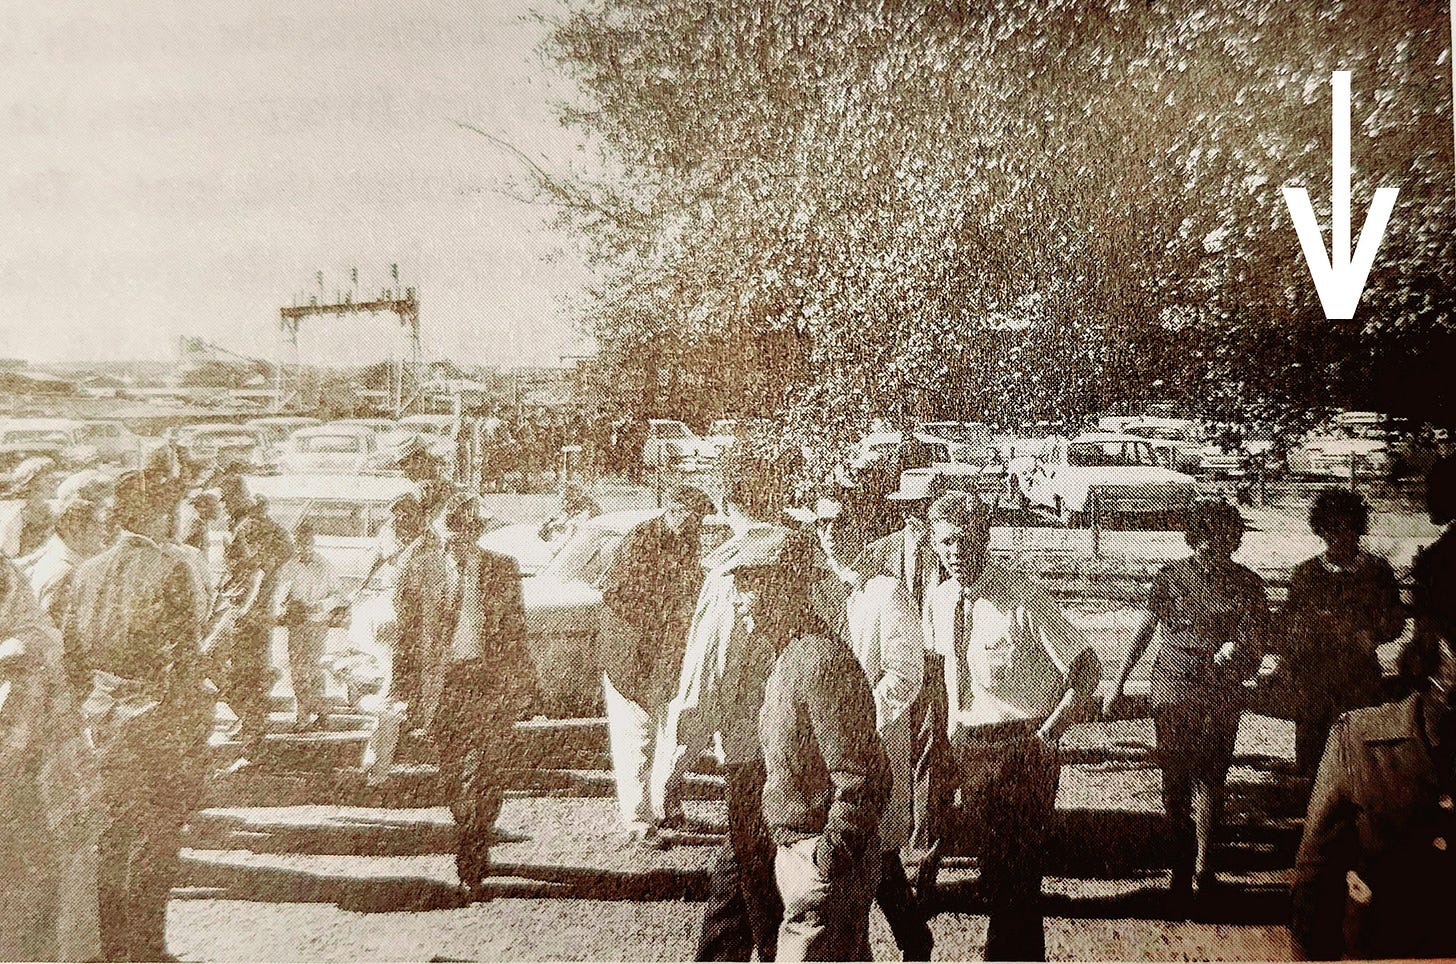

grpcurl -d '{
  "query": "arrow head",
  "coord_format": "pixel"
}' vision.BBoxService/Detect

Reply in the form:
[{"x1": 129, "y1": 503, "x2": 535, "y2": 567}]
[{"x1": 1284, "y1": 185, "x2": 1398, "y2": 320}]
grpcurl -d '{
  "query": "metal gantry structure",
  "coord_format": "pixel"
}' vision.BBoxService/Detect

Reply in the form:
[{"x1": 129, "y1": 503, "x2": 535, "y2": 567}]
[{"x1": 277, "y1": 287, "x2": 421, "y2": 417}]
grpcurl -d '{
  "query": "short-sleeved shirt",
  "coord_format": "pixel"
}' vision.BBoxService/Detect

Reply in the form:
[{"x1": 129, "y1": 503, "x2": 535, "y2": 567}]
[{"x1": 1146, "y1": 556, "x2": 1268, "y2": 710}]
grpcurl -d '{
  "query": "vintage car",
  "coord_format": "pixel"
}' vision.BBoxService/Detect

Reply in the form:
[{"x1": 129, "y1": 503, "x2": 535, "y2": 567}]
[
  {"x1": 395, "y1": 414, "x2": 459, "y2": 462},
  {"x1": 642, "y1": 418, "x2": 712, "y2": 468},
  {"x1": 1011, "y1": 433, "x2": 1198, "y2": 528},
  {"x1": 245, "y1": 416, "x2": 322, "y2": 453},
  {"x1": 0, "y1": 419, "x2": 100, "y2": 472},
  {"x1": 174, "y1": 422, "x2": 271, "y2": 472},
  {"x1": 1120, "y1": 417, "x2": 1206, "y2": 474},
  {"x1": 1287, "y1": 414, "x2": 1394, "y2": 479},
  {"x1": 277, "y1": 424, "x2": 391, "y2": 475}
]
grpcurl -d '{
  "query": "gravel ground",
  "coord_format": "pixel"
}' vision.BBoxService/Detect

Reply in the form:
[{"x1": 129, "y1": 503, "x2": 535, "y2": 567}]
[{"x1": 168, "y1": 717, "x2": 1305, "y2": 961}]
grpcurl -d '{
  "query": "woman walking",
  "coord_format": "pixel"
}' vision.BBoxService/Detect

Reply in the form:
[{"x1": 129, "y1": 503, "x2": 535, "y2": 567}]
[
  {"x1": 1104, "y1": 500, "x2": 1269, "y2": 910},
  {"x1": 1276, "y1": 488, "x2": 1405, "y2": 775}
]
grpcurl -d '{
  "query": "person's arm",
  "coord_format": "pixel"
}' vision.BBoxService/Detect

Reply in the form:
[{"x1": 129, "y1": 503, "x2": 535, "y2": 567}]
[
  {"x1": 1015, "y1": 585, "x2": 1102, "y2": 741},
  {"x1": 599, "y1": 525, "x2": 654, "y2": 626},
  {"x1": 1290, "y1": 716, "x2": 1360, "y2": 960},
  {"x1": 1103, "y1": 571, "x2": 1167, "y2": 717},
  {"x1": 803, "y1": 645, "x2": 892, "y2": 877},
  {"x1": 867, "y1": 579, "x2": 924, "y2": 732},
  {"x1": 156, "y1": 559, "x2": 207, "y2": 731}
]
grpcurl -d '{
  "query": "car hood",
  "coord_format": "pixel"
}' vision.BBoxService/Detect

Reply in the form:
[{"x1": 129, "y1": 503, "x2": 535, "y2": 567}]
[
  {"x1": 1302, "y1": 438, "x2": 1386, "y2": 455},
  {"x1": 522, "y1": 577, "x2": 602, "y2": 639}
]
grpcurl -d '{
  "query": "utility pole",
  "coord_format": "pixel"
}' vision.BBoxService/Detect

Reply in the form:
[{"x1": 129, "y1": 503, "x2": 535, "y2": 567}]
[{"x1": 279, "y1": 287, "x2": 421, "y2": 418}]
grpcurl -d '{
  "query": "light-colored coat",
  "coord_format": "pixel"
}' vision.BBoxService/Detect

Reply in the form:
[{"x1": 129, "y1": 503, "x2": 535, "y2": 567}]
[{"x1": 846, "y1": 574, "x2": 924, "y2": 850}]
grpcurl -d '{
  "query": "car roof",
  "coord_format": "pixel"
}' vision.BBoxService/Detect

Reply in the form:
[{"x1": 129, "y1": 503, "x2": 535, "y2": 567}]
[
  {"x1": 247, "y1": 416, "x2": 320, "y2": 426},
  {"x1": 399, "y1": 414, "x2": 454, "y2": 425},
  {"x1": 243, "y1": 473, "x2": 418, "y2": 503},
  {"x1": 1069, "y1": 433, "x2": 1153, "y2": 444},
  {"x1": 182, "y1": 422, "x2": 258, "y2": 433}
]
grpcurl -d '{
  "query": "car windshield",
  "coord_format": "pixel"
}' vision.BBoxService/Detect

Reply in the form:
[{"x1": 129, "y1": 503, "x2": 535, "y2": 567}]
[
  {"x1": 1068, "y1": 441, "x2": 1159, "y2": 467},
  {"x1": 3, "y1": 430, "x2": 70, "y2": 445},
  {"x1": 267, "y1": 498, "x2": 389, "y2": 538},
  {"x1": 298, "y1": 435, "x2": 362, "y2": 454},
  {"x1": 193, "y1": 430, "x2": 255, "y2": 446},
  {"x1": 545, "y1": 527, "x2": 627, "y2": 586}
]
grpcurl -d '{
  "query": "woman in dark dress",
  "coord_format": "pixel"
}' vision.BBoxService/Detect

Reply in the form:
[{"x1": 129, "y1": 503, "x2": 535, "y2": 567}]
[
  {"x1": 1278, "y1": 488, "x2": 1406, "y2": 775},
  {"x1": 1105, "y1": 500, "x2": 1270, "y2": 907}
]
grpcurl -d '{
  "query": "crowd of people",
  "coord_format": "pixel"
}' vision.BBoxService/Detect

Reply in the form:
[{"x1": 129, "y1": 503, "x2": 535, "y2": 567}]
[
  {"x1": 452, "y1": 405, "x2": 651, "y2": 491},
  {"x1": 3, "y1": 422, "x2": 1456, "y2": 961}
]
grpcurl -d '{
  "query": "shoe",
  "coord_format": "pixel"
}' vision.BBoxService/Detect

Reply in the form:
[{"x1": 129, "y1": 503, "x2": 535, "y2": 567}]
[
  {"x1": 1166, "y1": 873, "x2": 1193, "y2": 920},
  {"x1": 657, "y1": 811, "x2": 688, "y2": 832},
  {"x1": 900, "y1": 932, "x2": 933, "y2": 962},
  {"x1": 627, "y1": 825, "x2": 671, "y2": 851}
]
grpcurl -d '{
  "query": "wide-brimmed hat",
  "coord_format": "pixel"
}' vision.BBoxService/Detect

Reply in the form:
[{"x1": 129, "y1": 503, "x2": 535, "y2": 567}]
[{"x1": 53, "y1": 469, "x2": 114, "y2": 518}]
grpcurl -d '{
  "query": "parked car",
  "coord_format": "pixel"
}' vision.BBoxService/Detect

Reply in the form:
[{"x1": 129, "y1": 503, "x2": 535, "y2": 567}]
[
  {"x1": 277, "y1": 424, "x2": 389, "y2": 475},
  {"x1": 1121, "y1": 417, "x2": 1206, "y2": 474},
  {"x1": 174, "y1": 423, "x2": 271, "y2": 472},
  {"x1": 1287, "y1": 414, "x2": 1400, "y2": 479},
  {"x1": 0, "y1": 419, "x2": 99, "y2": 472},
  {"x1": 642, "y1": 419, "x2": 711, "y2": 468},
  {"x1": 75, "y1": 421, "x2": 144, "y2": 467},
  {"x1": 245, "y1": 416, "x2": 322, "y2": 454},
  {"x1": 1198, "y1": 425, "x2": 1278, "y2": 478},
  {"x1": 396, "y1": 414, "x2": 459, "y2": 461},
  {"x1": 701, "y1": 419, "x2": 739, "y2": 458},
  {"x1": 1011, "y1": 433, "x2": 1199, "y2": 528}
]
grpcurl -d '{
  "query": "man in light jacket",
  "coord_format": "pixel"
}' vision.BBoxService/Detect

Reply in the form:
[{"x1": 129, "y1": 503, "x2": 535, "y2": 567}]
[
  {"x1": 274, "y1": 519, "x2": 348, "y2": 731},
  {"x1": 846, "y1": 571, "x2": 932, "y2": 960}
]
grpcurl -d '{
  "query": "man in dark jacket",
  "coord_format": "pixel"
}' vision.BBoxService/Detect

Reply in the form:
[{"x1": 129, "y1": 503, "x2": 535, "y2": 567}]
[
  {"x1": 1291, "y1": 641, "x2": 1456, "y2": 959},
  {"x1": 750, "y1": 528, "x2": 891, "y2": 962},
  {"x1": 434, "y1": 495, "x2": 541, "y2": 903},
  {"x1": 63, "y1": 466, "x2": 208, "y2": 962},
  {"x1": 215, "y1": 471, "x2": 292, "y2": 756},
  {"x1": 598, "y1": 484, "x2": 715, "y2": 843}
]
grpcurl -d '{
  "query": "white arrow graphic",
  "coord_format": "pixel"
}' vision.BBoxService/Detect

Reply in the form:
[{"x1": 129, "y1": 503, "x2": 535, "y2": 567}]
[{"x1": 1282, "y1": 71, "x2": 1399, "y2": 320}]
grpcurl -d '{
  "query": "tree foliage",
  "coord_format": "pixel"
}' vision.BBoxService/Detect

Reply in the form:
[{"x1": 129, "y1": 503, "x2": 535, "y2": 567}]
[{"x1": 534, "y1": 0, "x2": 1454, "y2": 470}]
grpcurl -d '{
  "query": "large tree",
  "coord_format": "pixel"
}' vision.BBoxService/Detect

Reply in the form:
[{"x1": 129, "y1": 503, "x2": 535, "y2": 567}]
[{"x1": 532, "y1": 0, "x2": 1454, "y2": 470}]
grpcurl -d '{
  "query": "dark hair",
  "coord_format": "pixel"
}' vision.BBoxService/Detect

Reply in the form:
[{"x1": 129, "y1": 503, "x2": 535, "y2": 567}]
[
  {"x1": 926, "y1": 490, "x2": 992, "y2": 533},
  {"x1": 1308, "y1": 487, "x2": 1370, "y2": 539},
  {"x1": 1184, "y1": 498, "x2": 1245, "y2": 548},
  {"x1": 721, "y1": 443, "x2": 799, "y2": 523},
  {"x1": 112, "y1": 469, "x2": 184, "y2": 533},
  {"x1": 667, "y1": 485, "x2": 716, "y2": 518}
]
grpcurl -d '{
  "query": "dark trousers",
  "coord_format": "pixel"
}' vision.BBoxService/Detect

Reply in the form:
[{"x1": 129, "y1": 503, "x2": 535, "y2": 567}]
[
  {"x1": 433, "y1": 661, "x2": 509, "y2": 886},
  {"x1": 695, "y1": 759, "x2": 782, "y2": 961},
  {"x1": 876, "y1": 851, "x2": 933, "y2": 959},
  {"x1": 218, "y1": 625, "x2": 273, "y2": 739},
  {"x1": 909, "y1": 652, "x2": 952, "y2": 893},
  {"x1": 947, "y1": 733, "x2": 1060, "y2": 962},
  {"x1": 96, "y1": 744, "x2": 201, "y2": 963},
  {"x1": 1154, "y1": 702, "x2": 1240, "y2": 886}
]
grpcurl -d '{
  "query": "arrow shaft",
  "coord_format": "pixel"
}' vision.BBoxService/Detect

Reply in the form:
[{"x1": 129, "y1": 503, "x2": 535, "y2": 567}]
[{"x1": 1332, "y1": 70, "x2": 1351, "y2": 264}]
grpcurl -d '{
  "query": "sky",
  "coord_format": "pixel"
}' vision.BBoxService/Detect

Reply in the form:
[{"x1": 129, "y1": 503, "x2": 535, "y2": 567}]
[{"x1": 1, "y1": 0, "x2": 597, "y2": 369}]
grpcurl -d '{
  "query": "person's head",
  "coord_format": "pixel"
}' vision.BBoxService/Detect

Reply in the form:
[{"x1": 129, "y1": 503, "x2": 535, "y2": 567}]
[
  {"x1": 927, "y1": 491, "x2": 992, "y2": 585},
  {"x1": 215, "y1": 472, "x2": 252, "y2": 523},
  {"x1": 724, "y1": 528, "x2": 821, "y2": 633},
  {"x1": 443, "y1": 494, "x2": 488, "y2": 547},
  {"x1": 1308, "y1": 487, "x2": 1370, "y2": 563},
  {"x1": 389, "y1": 494, "x2": 424, "y2": 542},
  {"x1": 54, "y1": 490, "x2": 112, "y2": 558},
  {"x1": 396, "y1": 437, "x2": 440, "y2": 483},
  {"x1": 112, "y1": 468, "x2": 186, "y2": 541},
  {"x1": 664, "y1": 485, "x2": 715, "y2": 539},
  {"x1": 293, "y1": 520, "x2": 316, "y2": 560},
  {"x1": 190, "y1": 490, "x2": 221, "y2": 522},
  {"x1": 1184, "y1": 498, "x2": 1245, "y2": 561},
  {"x1": 1427, "y1": 455, "x2": 1456, "y2": 528}
]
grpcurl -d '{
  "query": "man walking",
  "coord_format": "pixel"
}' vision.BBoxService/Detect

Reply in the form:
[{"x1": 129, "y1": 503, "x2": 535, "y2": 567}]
[
  {"x1": 274, "y1": 519, "x2": 348, "y2": 731},
  {"x1": 433, "y1": 495, "x2": 541, "y2": 902},
  {"x1": 752, "y1": 529, "x2": 891, "y2": 962},
  {"x1": 63, "y1": 465, "x2": 209, "y2": 962},
  {"x1": 920, "y1": 491, "x2": 1100, "y2": 961},
  {"x1": 18, "y1": 469, "x2": 114, "y2": 630},
  {"x1": 215, "y1": 472, "x2": 292, "y2": 756},
  {"x1": 598, "y1": 484, "x2": 715, "y2": 844},
  {"x1": 850, "y1": 472, "x2": 951, "y2": 900}
]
